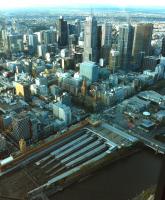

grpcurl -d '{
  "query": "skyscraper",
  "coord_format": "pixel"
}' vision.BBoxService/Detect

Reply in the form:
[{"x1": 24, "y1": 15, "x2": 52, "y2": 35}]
[
  {"x1": 28, "y1": 34, "x2": 38, "y2": 55},
  {"x1": 109, "y1": 49, "x2": 120, "y2": 72},
  {"x1": 161, "y1": 37, "x2": 165, "y2": 57},
  {"x1": 117, "y1": 24, "x2": 134, "y2": 69},
  {"x1": 97, "y1": 25, "x2": 102, "y2": 62},
  {"x1": 42, "y1": 30, "x2": 57, "y2": 45},
  {"x1": 101, "y1": 22, "x2": 112, "y2": 64},
  {"x1": 132, "y1": 23, "x2": 153, "y2": 63},
  {"x1": 75, "y1": 19, "x2": 81, "y2": 37},
  {"x1": 83, "y1": 16, "x2": 98, "y2": 62},
  {"x1": 57, "y1": 16, "x2": 68, "y2": 49},
  {"x1": 7, "y1": 34, "x2": 24, "y2": 54},
  {"x1": 37, "y1": 44, "x2": 47, "y2": 58},
  {"x1": 101, "y1": 22, "x2": 112, "y2": 48}
]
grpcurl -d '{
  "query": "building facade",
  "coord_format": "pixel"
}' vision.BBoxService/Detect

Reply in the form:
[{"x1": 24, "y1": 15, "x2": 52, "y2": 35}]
[
  {"x1": 80, "y1": 61, "x2": 99, "y2": 82},
  {"x1": 132, "y1": 23, "x2": 153, "y2": 64},
  {"x1": 57, "y1": 16, "x2": 68, "y2": 49},
  {"x1": 117, "y1": 24, "x2": 134, "y2": 69},
  {"x1": 83, "y1": 16, "x2": 98, "y2": 62}
]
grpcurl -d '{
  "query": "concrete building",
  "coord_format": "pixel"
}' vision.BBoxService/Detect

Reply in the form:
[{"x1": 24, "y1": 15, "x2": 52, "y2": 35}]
[
  {"x1": 42, "y1": 30, "x2": 57, "y2": 45},
  {"x1": 50, "y1": 85, "x2": 62, "y2": 97},
  {"x1": 7, "y1": 34, "x2": 24, "y2": 54},
  {"x1": 109, "y1": 50, "x2": 120, "y2": 72},
  {"x1": 80, "y1": 61, "x2": 99, "y2": 82},
  {"x1": 35, "y1": 32, "x2": 42, "y2": 44},
  {"x1": 101, "y1": 22, "x2": 112, "y2": 48},
  {"x1": 28, "y1": 34, "x2": 38, "y2": 54},
  {"x1": 12, "y1": 112, "x2": 31, "y2": 141},
  {"x1": 143, "y1": 56, "x2": 160, "y2": 70},
  {"x1": 138, "y1": 90, "x2": 164, "y2": 104},
  {"x1": 83, "y1": 16, "x2": 98, "y2": 62},
  {"x1": 15, "y1": 82, "x2": 31, "y2": 102},
  {"x1": 121, "y1": 96, "x2": 150, "y2": 113},
  {"x1": 53, "y1": 103, "x2": 72, "y2": 125},
  {"x1": 75, "y1": 19, "x2": 81, "y2": 37},
  {"x1": 101, "y1": 22, "x2": 112, "y2": 64},
  {"x1": 37, "y1": 44, "x2": 47, "y2": 58},
  {"x1": 132, "y1": 23, "x2": 153, "y2": 65},
  {"x1": 117, "y1": 24, "x2": 134, "y2": 69},
  {"x1": 35, "y1": 76, "x2": 48, "y2": 86}
]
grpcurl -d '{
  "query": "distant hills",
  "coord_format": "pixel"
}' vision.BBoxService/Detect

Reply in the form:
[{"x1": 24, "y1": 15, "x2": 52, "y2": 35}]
[{"x1": 1, "y1": 5, "x2": 165, "y2": 15}]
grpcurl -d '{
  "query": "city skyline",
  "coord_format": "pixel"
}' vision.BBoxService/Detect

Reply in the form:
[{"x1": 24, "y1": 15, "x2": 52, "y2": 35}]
[{"x1": 0, "y1": 2, "x2": 165, "y2": 200}]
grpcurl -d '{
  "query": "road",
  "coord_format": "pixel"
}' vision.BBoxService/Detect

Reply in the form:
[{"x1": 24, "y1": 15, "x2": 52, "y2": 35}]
[{"x1": 109, "y1": 123, "x2": 165, "y2": 154}]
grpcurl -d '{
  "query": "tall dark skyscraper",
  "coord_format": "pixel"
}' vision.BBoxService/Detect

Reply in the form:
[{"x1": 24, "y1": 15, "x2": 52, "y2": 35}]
[
  {"x1": 132, "y1": 23, "x2": 153, "y2": 62},
  {"x1": 97, "y1": 25, "x2": 102, "y2": 62},
  {"x1": 117, "y1": 24, "x2": 134, "y2": 69},
  {"x1": 101, "y1": 22, "x2": 112, "y2": 64},
  {"x1": 161, "y1": 37, "x2": 165, "y2": 57},
  {"x1": 83, "y1": 16, "x2": 98, "y2": 62},
  {"x1": 75, "y1": 19, "x2": 81, "y2": 37},
  {"x1": 57, "y1": 16, "x2": 68, "y2": 49}
]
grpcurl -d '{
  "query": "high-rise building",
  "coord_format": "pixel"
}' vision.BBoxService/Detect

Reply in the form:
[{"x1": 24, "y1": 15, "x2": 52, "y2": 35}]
[
  {"x1": 0, "y1": 28, "x2": 4, "y2": 50},
  {"x1": 132, "y1": 23, "x2": 153, "y2": 63},
  {"x1": 68, "y1": 24, "x2": 76, "y2": 35},
  {"x1": 57, "y1": 16, "x2": 68, "y2": 48},
  {"x1": 80, "y1": 61, "x2": 99, "y2": 82},
  {"x1": 68, "y1": 34, "x2": 78, "y2": 54},
  {"x1": 35, "y1": 32, "x2": 42, "y2": 44},
  {"x1": 28, "y1": 34, "x2": 38, "y2": 54},
  {"x1": 1, "y1": 29, "x2": 8, "y2": 52},
  {"x1": 136, "y1": 51, "x2": 145, "y2": 70},
  {"x1": 83, "y1": 16, "x2": 98, "y2": 62},
  {"x1": 42, "y1": 30, "x2": 57, "y2": 45},
  {"x1": 109, "y1": 49, "x2": 120, "y2": 72},
  {"x1": 117, "y1": 24, "x2": 134, "y2": 69},
  {"x1": 0, "y1": 18, "x2": 5, "y2": 50},
  {"x1": 7, "y1": 34, "x2": 24, "y2": 54},
  {"x1": 161, "y1": 37, "x2": 165, "y2": 57},
  {"x1": 37, "y1": 44, "x2": 47, "y2": 58},
  {"x1": 42, "y1": 31, "x2": 51, "y2": 45},
  {"x1": 75, "y1": 19, "x2": 81, "y2": 37},
  {"x1": 101, "y1": 22, "x2": 112, "y2": 64},
  {"x1": 12, "y1": 113, "x2": 31, "y2": 141},
  {"x1": 97, "y1": 25, "x2": 102, "y2": 62},
  {"x1": 101, "y1": 22, "x2": 112, "y2": 48}
]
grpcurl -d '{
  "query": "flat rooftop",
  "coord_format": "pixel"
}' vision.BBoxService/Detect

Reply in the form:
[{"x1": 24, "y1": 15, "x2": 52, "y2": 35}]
[{"x1": 89, "y1": 123, "x2": 138, "y2": 148}]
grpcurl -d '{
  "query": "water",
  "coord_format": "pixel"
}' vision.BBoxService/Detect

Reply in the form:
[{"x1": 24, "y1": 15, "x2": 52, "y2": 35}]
[{"x1": 50, "y1": 149, "x2": 162, "y2": 200}]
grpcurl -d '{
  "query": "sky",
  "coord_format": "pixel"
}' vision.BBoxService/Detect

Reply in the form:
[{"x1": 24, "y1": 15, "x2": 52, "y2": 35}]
[{"x1": 0, "y1": 0, "x2": 165, "y2": 9}]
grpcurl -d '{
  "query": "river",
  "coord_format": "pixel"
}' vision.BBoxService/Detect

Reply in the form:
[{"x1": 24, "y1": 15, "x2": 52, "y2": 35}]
[{"x1": 50, "y1": 148, "x2": 162, "y2": 200}]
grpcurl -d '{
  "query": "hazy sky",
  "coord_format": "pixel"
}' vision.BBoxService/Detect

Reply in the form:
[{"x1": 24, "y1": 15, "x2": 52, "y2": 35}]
[{"x1": 1, "y1": 0, "x2": 165, "y2": 9}]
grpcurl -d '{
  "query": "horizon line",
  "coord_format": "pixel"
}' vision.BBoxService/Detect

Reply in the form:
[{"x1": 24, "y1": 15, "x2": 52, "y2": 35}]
[{"x1": 1, "y1": 4, "x2": 165, "y2": 11}]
